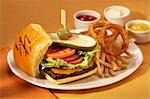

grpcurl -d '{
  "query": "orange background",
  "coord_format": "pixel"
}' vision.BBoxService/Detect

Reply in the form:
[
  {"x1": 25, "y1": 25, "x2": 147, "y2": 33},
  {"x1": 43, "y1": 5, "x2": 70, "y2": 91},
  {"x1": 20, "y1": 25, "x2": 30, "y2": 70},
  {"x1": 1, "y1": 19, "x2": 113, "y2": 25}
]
[
  {"x1": 0, "y1": 0, "x2": 150, "y2": 99},
  {"x1": 1, "y1": 0, "x2": 150, "y2": 48}
]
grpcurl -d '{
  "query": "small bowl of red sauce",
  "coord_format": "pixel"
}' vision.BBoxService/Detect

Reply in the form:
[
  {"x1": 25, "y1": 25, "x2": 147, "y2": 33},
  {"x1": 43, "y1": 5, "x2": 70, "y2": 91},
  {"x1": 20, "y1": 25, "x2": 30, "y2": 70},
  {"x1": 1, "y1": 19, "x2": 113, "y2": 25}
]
[{"x1": 74, "y1": 10, "x2": 101, "y2": 29}]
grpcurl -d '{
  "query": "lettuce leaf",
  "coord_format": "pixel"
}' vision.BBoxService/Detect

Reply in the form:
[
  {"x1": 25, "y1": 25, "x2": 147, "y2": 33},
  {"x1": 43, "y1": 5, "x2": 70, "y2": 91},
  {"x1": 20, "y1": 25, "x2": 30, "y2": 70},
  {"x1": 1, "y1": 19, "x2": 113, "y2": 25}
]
[{"x1": 41, "y1": 45, "x2": 100, "y2": 70}]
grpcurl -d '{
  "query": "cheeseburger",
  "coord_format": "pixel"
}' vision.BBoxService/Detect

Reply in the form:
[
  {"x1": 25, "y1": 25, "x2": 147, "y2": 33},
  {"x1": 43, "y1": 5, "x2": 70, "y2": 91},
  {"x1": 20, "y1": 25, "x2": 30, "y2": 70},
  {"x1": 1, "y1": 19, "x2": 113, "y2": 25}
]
[{"x1": 13, "y1": 23, "x2": 98, "y2": 84}]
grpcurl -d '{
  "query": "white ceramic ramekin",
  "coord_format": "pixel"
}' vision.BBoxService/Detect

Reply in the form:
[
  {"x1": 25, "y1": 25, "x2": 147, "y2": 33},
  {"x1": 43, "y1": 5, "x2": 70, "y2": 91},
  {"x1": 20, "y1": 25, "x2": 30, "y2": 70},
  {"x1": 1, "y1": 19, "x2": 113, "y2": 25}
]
[
  {"x1": 104, "y1": 5, "x2": 130, "y2": 26},
  {"x1": 125, "y1": 19, "x2": 150, "y2": 43},
  {"x1": 74, "y1": 10, "x2": 101, "y2": 29}
]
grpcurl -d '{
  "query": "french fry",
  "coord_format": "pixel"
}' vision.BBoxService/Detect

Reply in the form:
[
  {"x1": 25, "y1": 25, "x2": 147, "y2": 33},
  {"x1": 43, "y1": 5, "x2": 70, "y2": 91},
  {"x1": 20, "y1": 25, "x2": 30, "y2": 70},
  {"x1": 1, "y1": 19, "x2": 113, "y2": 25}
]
[
  {"x1": 116, "y1": 59, "x2": 122, "y2": 66},
  {"x1": 96, "y1": 53, "x2": 112, "y2": 68},
  {"x1": 95, "y1": 51, "x2": 104, "y2": 75},
  {"x1": 118, "y1": 56, "x2": 129, "y2": 64},
  {"x1": 123, "y1": 55, "x2": 131, "y2": 59},
  {"x1": 95, "y1": 51, "x2": 100, "y2": 59},
  {"x1": 101, "y1": 64, "x2": 104, "y2": 74},
  {"x1": 125, "y1": 51, "x2": 133, "y2": 58},
  {"x1": 111, "y1": 61, "x2": 121, "y2": 71},
  {"x1": 104, "y1": 67, "x2": 110, "y2": 77},
  {"x1": 101, "y1": 51, "x2": 106, "y2": 73},
  {"x1": 119, "y1": 64, "x2": 128, "y2": 69},
  {"x1": 97, "y1": 58, "x2": 113, "y2": 69},
  {"x1": 116, "y1": 59, "x2": 128, "y2": 69},
  {"x1": 109, "y1": 69, "x2": 117, "y2": 76},
  {"x1": 94, "y1": 54, "x2": 104, "y2": 77},
  {"x1": 106, "y1": 55, "x2": 111, "y2": 63}
]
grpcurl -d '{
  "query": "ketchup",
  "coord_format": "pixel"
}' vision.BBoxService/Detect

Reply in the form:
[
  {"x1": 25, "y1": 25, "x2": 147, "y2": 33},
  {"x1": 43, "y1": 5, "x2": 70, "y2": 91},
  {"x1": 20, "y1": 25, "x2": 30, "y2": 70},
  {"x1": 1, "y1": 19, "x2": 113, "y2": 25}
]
[{"x1": 76, "y1": 15, "x2": 97, "y2": 21}]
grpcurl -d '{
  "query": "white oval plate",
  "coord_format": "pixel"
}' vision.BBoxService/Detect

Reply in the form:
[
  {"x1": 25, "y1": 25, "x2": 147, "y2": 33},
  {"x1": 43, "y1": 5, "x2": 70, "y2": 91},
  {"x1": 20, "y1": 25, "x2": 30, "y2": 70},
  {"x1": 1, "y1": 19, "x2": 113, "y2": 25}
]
[{"x1": 7, "y1": 37, "x2": 143, "y2": 90}]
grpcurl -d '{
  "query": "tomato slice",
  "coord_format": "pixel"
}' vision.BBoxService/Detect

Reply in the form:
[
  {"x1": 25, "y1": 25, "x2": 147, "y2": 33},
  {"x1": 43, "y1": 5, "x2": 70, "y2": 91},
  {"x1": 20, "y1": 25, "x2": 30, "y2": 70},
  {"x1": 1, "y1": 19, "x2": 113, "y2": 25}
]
[
  {"x1": 63, "y1": 54, "x2": 80, "y2": 62},
  {"x1": 46, "y1": 48, "x2": 75, "y2": 59},
  {"x1": 69, "y1": 56, "x2": 84, "y2": 64},
  {"x1": 45, "y1": 48, "x2": 52, "y2": 55}
]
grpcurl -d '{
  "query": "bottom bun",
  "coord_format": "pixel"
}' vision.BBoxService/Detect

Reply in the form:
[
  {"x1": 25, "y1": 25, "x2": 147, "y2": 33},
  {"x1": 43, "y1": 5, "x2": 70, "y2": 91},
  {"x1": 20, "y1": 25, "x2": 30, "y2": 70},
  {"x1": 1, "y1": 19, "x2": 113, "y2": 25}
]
[{"x1": 43, "y1": 67, "x2": 97, "y2": 84}]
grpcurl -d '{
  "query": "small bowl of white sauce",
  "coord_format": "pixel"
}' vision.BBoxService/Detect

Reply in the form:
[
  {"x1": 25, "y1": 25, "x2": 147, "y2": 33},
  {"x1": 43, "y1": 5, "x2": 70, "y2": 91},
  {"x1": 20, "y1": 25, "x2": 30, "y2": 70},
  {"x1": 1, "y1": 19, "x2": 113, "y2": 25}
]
[{"x1": 104, "y1": 5, "x2": 130, "y2": 26}]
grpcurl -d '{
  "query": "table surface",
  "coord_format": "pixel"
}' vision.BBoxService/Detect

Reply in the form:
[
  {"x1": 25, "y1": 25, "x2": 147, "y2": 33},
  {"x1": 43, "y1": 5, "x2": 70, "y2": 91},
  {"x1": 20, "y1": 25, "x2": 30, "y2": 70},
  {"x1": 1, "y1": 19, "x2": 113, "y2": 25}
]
[{"x1": 0, "y1": 0, "x2": 150, "y2": 99}]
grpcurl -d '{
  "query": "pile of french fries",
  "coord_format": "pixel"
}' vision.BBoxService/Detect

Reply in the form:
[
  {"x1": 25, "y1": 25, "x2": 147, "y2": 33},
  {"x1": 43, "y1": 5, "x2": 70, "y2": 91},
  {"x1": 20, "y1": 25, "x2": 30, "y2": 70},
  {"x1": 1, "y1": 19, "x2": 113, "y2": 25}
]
[
  {"x1": 94, "y1": 50, "x2": 133, "y2": 77},
  {"x1": 80, "y1": 27, "x2": 135, "y2": 78}
]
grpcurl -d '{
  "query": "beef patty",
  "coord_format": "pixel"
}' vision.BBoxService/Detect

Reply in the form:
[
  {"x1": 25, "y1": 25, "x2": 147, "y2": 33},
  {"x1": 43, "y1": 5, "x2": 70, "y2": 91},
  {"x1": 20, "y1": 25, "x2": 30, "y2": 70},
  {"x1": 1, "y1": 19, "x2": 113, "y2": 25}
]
[{"x1": 40, "y1": 65, "x2": 97, "y2": 80}]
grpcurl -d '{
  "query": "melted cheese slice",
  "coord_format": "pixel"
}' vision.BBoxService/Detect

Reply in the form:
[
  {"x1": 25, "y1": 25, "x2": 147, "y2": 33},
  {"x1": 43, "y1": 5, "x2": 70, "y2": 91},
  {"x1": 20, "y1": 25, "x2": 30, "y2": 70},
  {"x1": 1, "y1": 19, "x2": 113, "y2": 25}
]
[
  {"x1": 50, "y1": 68, "x2": 83, "y2": 74},
  {"x1": 50, "y1": 60, "x2": 94, "y2": 75}
]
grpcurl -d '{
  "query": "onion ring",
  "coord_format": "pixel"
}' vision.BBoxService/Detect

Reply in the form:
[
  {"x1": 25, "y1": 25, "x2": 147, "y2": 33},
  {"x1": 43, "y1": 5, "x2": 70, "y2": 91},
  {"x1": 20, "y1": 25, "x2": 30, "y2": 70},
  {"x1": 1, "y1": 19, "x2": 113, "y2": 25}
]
[
  {"x1": 88, "y1": 21, "x2": 110, "y2": 39},
  {"x1": 98, "y1": 24, "x2": 129, "y2": 55},
  {"x1": 104, "y1": 28, "x2": 118, "y2": 43}
]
